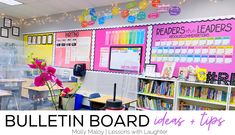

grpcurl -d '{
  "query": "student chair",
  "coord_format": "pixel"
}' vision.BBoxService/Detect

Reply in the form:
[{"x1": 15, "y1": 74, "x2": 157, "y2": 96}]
[{"x1": 88, "y1": 93, "x2": 101, "y2": 110}]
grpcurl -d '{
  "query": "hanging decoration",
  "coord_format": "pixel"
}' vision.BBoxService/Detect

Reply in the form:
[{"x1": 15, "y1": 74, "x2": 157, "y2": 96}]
[
  {"x1": 121, "y1": 10, "x2": 129, "y2": 18},
  {"x1": 19, "y1": 0, "x2": 186, "y2": 27},
  {"x1": 82, "y1": 9, "x2": 89, "y2": 16},
  {"x1": 129, "y1": 8, "x2": 140, "y2": 16},
  {"x1": 81, "y1": 21, "x2": 88, "y2": 28},
  {"x1": 137, "y1": 11, "x2": 146, "y2": 21},
  {"x1": 169, "y1": 6, "x2": 181, "y2": 16},
  {"x1": 79, "y1": 15, "x2": 84, "y2": 22},
  {"x1": 104, "y1": 12, "x2": 113, "y2": 20},
  {"x1": 128, "y1": 16, "x2": 136, "y2": 23},
  {"x1": 157, "y1": 4, "x2": 171, "y2": 13},
  {"x1": 112, "y1": 5, "x2": 121, "y2": 15},
  {"x1": 152, "y1": 0, "x2": 161, "y2": 7},
  {"x1": 91, "y1": 15, "x2": 97, "y2": 21},
  {"x1": 88, "y1": 20, "x2": 95, "y2": 25},
  {"x1": 139, "y1": 0, "x2": 148, "y2": 10},
  {"x1": 126, "y1": 1, "x2": 137, "y2": 9},
  {"x1": 148, "y1": 12, "x2": 159, "y2": 19},
  {"x1": 85, "y1": 15, "x2": 92, "y2": 22},
  {"x1": 98, "y1": 17, "x2": 105, "y2": 25},
  {"x1": 79, "y1": 8, "x2": 97, "y2": 27},
  {"x1": 89, "y1": 8, "x2": 96, "y2": 16}
]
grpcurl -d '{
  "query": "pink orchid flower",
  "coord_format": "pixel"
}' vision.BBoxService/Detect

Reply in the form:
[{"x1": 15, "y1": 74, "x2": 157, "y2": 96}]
[
  {"x1": 63, "y1": 87, "x2": 71, "y2": 94},
  {"x1": 47, "y1": 66, "x2": 56, "y2": 75},
  {"x1": 60, "y1": 91, "x2": 67, "y2": 97},
  {"x1": 34, "y1": 75, "x2": 45, "y2": 86},
  {"x1": 55, "y1": 78, "x2": 63, "y2": 88},
  {"x1": 28, "y1": 59, "x2": 46, "y2": 71}
]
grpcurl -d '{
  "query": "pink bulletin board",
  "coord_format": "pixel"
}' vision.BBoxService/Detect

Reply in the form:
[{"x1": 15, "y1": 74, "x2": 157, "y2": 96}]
[
  {"x1": 150, "y1": 18, "x2": 235, "y2": 77},
  {"x1": 94, "y1": 26, "x2": 148, "y2": 73},
  {"x1": 55, "y1": 30, "x2": 92, "y2": 69}
]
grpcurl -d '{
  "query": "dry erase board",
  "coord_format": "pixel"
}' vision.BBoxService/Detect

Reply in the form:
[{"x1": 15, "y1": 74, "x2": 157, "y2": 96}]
[
  {"x1": 94, "y1": 26, "x2": 148, "y2": 73},
  {"x1": 150, "y1": 18, "x2": 235, "y2": 76},
  {"x1": 109, "y1": 46, "x2": 142, "y2": 72},
  {"x1": 55, "y1": 30, "x2": 92, "y2": 69}
]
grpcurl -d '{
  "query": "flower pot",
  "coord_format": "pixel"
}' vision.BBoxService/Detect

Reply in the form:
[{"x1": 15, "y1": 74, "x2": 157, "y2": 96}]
[{"x1": 62, "y1": 95, "x2": 75, "y2": 110}]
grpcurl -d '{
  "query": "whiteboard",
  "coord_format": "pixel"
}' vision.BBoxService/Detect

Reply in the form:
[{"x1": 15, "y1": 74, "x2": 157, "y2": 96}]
[{"x1": 109, "y1": 47, "x2": 142, "y2": 72}]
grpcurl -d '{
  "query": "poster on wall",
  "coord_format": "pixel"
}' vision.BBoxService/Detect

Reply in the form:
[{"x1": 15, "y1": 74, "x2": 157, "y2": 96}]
[
  {"x1": 23, "y1": 33, "x2": 54, "y2": 65},
  {"x1": 150, "y1": 18, "x2": 235, "y2": 76},
  {"x1": 94, "y1": 26, "x2": 147, "y2": 73},
  {"x1": 54, "y1": 30, "x2": 92, "y2": 69}
]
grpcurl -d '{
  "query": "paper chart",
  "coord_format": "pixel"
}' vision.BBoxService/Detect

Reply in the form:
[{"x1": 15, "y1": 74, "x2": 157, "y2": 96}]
[{"x1": 55, "y1": 30, "x2": 92, "y2": 69}]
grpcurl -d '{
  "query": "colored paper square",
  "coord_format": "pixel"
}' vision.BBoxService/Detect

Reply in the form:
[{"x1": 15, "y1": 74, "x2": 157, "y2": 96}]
[
  {"x1": 222, "y1": 37, "x2": 230, "y2": 45},
  {"x1": 209, "y1": 46, "x2": 217, "y2": 55},
  {"x1": 214, "y1": 37, "x2": 222, "y2": 45},
  {"x1": 155, "y1": 41, "x2": 161, "y2": 46},
  {"x1": 172, "y1": 40, "x2": 179, "y2": 46},
  {"x1": 199, "y1": 39, "x2": 207, "y2": 46},
  {"x1": 225, "y1": 46, "x2": 233, "y2": 55},
  {"x1": 206, "y1": 38, "x2": 214, "y2": 46},
  {"x1": 178, "y1": 40, "x2": 185, "y2": 46},
  {"x1": 216, "y1": 56, "x2": 224, "y2": 64},
  {"x1": 201, "y1": 47, "x2": 209, "y2": 54}
]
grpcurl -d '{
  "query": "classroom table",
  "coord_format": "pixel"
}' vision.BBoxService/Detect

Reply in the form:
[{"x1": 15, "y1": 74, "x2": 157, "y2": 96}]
[
  {"x1": 0, "y1": 90, "x2": 12, "y2": 109},
  {"x1": 0, "y1": 79, "x2": 26, "y2": 110},
  {"x1": 88, "y1": 95, "x2": 137, "y2": 110},
  {"x1": 23, "y1": 86, "x2": 64, "y2": 110}
]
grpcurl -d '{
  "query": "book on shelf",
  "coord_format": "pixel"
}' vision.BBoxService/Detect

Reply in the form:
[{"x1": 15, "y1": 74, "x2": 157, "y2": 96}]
[
  {"x1": 230, "y1": 92, "x2": 235, "y2": 104},
  {"x1": 180, "y1": 85, "x2": 227, "y2": 102},
  {"x1": 138, "y1": 79, "x2": 174, "y2": 97},
  {"x1": 137, "y1": 95, "x2": 173, "y2": 110},
  {"x1": 179, "y1": 101, "x2": 220, "y2": 110}
]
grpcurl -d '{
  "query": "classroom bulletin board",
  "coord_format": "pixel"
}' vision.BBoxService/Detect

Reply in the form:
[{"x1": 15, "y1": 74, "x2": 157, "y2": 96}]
[
  {"x1": 55, "y1": 30, "x2": 92, "y2": 69},
  {"x1": 24, "y1": 33, "x2": 54, "y2": 65},
  {"x1": 94, "y1": 26, "x2": 148, "y2": 73},
  {"x1": 150, "y1": 18, "x2": 235, "y2": 76}
]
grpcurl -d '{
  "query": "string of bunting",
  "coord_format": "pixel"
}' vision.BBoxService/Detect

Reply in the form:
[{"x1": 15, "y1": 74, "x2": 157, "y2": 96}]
[
  {"x1": 79, "y1": 0, "x2": 181, "y2": 27},
  {"x1": 0, "y1": 0, "x2": 220, "y2": 27}
]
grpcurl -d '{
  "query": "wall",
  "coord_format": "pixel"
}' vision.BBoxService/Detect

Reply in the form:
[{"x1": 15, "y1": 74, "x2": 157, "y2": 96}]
[
  {"x1": 0, "y1": 16, "x2": 23, "y2": 40},
  {"x1": 21, "y1": 0, "x2": 235, "y2": 99},
  {"x1": 0, "y1": 16, "x2": 25, "y2": 79}
]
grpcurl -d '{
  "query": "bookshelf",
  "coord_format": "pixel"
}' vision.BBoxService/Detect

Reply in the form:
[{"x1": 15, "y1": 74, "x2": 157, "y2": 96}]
[
  {"x1": 177, "y1": 81, "x2": 229, "y2": 110},
  {"x1": 137, "y1": 76, "x2": 177, "y2": 110},
  {"x1": 229, "y1": 86, "x2": 235, "y2": 110},
  {"x1": 136, "y1": 76, "x2": 235, "y2": 110}
]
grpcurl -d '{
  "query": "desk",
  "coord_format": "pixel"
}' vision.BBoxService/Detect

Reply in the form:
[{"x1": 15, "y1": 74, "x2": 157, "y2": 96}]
[
  {"x1": 89, "y1": 96, "x2": 137, "y2": 110},
  {"x1": 0, "y1": 79, "x2": 25, "y2": 110},
  {"x1": 23, "y1": 86, "x2": 64, "y2": 110},
  {"x1": 0, "y1": 90, "x2": 12, "y2": 109}
]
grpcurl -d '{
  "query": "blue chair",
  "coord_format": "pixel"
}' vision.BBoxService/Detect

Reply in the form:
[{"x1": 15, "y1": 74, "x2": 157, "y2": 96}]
[{"x1": 89, "y1": 93, "x2": 101, "y2": 110}]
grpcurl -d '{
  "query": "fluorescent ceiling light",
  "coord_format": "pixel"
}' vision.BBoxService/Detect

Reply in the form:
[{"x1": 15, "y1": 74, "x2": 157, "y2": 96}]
[{"x1": 0, "y1": 0, "x2": 23, "y2": 6}]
